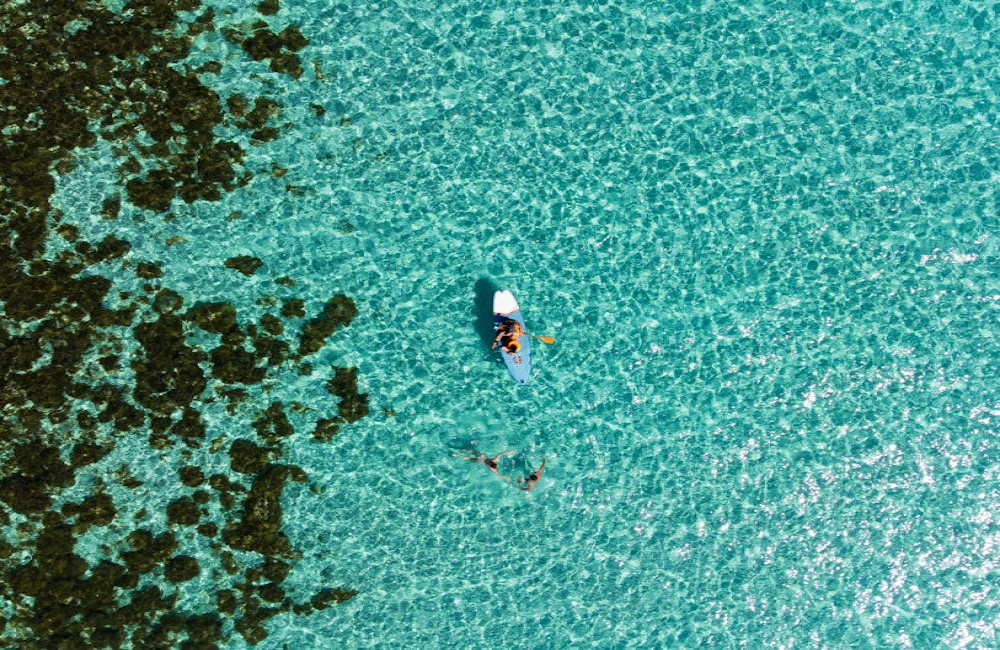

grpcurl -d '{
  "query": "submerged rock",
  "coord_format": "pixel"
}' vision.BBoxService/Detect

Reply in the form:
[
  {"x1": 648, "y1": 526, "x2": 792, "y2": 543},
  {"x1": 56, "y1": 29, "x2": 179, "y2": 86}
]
[
  {"x1": 297, "y1": 295, "x2": 357, "y2": 357},
  {"x1": 281, "y1": 298, "x2": 306, "y2": 318},
  {"x1": 313, "y1": 418, "x2": 340, "y2": 442},
  {"x1": 164, "y1": 555, "x2": 200, "y2": 583},
  {"x1": 132, "y1": 315, "x2": 208, "y2": 415},
  {"x1": 211, "y1": 344, "x2": 267, "y2": 384},
  {"x1": 187, "y1": 302, "x2": 238, "y2": 334},
  {"x1": 326, "y1": 366, "x2": 369, "y2": 423},
  {"x1": 225, "y1": 21, "x2": 309, "y2": 79},
  {"x1": 153, "y1": 288, "x2": 184, "y2": 314},
  {"x1": 135, "y1": 262, "x2": 164, "y2": 279},
  {"x1": 222, "y1": 463, "x2": 296, "y2": 556},
  {"x1": 166, "y1": 496, "x2": 201, "y2": 526},
  {"x1": 260, "y1": 314, "x2": 285, "y2": 336},
  {"x1": 224, "y1": 255, "x2": 264, "y2": 275},
  {"x1": 252, "y1": 402, "x2": 295, "y2": 443},
  {"x1": 69, "y1": 442, "x2": 112, "y2": 468},
  {"x1": 75, "y1": 491, "x2": 116, "y2": 530},
  {"x1": 230, "y1": 439, "x2": 272, "y2": 475},
  {"x1": 312, "y1": 587, "x2": 358, "y2": 609},
  {"x1": 178, "y1": 466, "x2": 205, "y2": 487},
  {"x1": 0, "y1": 1, "x2": 362, "y2": 644}
]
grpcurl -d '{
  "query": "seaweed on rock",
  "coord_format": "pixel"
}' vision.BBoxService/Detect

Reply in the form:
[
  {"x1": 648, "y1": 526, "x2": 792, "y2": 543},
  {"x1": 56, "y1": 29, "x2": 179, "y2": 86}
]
[
  {"x1": 326, "y1": 366, "x2": 370, "y2": 423},
  {"x1": 224, "y1": 20, "x2": 310, "y2": 79},
  {"x1": 0, "y1": 1, "x2": 365, "y2": 647},
  {"x1": 297, "y1": 295, "x2": 358, "y2": 357},
  {"x1": 225, "y1": 255, "x2": 265, "y2": 276}
]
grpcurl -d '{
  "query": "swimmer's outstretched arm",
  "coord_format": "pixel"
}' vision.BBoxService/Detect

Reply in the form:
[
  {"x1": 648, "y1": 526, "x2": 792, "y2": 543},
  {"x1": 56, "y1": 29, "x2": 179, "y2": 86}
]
[
  {"x1": 488, "y1": 450, "x2": 515, "y2": 479},
  {"x1": 518, "y1": 456, "x2": 547, "y2": 491}
]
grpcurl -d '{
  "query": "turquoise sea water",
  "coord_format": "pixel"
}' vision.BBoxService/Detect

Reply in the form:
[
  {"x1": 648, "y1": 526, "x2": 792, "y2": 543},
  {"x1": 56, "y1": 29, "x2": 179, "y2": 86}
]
[{"x1": 50, "y1": 0, "x2": 998, "y2": 647}]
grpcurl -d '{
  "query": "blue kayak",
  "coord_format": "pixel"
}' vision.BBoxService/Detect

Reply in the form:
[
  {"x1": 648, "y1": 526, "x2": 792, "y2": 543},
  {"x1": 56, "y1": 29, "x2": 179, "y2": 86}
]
[{"x1": 493, "y1": 290, "x2": 531, "y2": 384}]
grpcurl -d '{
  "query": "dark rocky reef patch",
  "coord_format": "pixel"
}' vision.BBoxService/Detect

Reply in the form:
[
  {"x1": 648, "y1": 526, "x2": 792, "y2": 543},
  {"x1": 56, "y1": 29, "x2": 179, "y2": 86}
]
[
  {"x1": 223, "y1": 20, "x2": 310, "y2": 79},
  {"x1": 225, "y1": 255, "x2": 265, "y2": 276},
  {"x1": 230, "y1": 439, "x2": 274, "y2": 475},
  {"x1": 326, "y1": 366, "x2": 370, "y2": 423},
  {"x1": 261, "y1": 313, "x2": 285, "y2": 335},
  {"x1": 227, "y1": 95, "x2": 285, "y2": 144},
  {"x1": 312, "y1": 587, "x2": 359, "y2": 609},
  {"x1": 165, "y1": 555, "x2": 200, "y2": 583},
  {"x1": 313, "y1": 418, "x2": 341, "y2": 442},
  {"x1": 133, "y1": 314, "x2": 209, "y2": 415},
  {"x1": 153, "y1": 288, "x2": 184, "y2": 315},
  {"x1": 211, "y1": 343, "x2": 267, "y2": 384},
  {"x1": 0, "y1": 1, "x2": 365, "y2": 647},
  {"x1": 258, "y1": 0, "x2": 280, "y2": 16},
  {"x1": 253, "y1": 402, "x2": 296, "y2": 444},
  {"x1": 222, "y1": 463, "x2": 304, "y2": 557},
  {"x1": 136, "y1": 262, "x2": 165, "y2": 279},
  {"x1": 281, "y1": 297, "x2": 307, "y2": 318},
  {"x1": 166, "y1": 496, "x2": 203, "y2": 526},
  {"x1": 179, "y1": 466, "x2": 206, "y2": 487},
  {"x1": 298, "y1": 295, "x2": 358, "y2": 357},
  {"x1": 188, "y1": 302, "x2": 239, "y2": 335}
]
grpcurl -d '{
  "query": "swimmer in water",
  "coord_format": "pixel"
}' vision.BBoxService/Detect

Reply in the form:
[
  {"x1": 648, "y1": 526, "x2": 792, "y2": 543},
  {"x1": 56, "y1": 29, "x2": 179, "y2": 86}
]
[
  {"x1": 517, "y1": 456, "x2": 546, "y2": 491},
  {"x1": 454, "y1": 449, "x2": 515, "y2": 480}
]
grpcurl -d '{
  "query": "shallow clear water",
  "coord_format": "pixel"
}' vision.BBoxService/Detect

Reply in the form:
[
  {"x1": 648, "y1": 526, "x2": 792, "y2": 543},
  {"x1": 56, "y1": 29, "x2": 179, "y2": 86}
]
[{"x1": 54, "y1": 0, "x2": 999, "y2": 647}]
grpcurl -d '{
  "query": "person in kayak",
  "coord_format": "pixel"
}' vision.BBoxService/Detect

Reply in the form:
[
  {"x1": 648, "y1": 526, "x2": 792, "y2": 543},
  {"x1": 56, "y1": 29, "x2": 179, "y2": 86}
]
[
  {"x1": 454, "y1": 449, "x2": 515, "y2": 479},
  {"x1": 517, "y1": 456, "x2": 546, "y2": 491},
  {"x1": 492, "y1": 318, "x2": 525, "y2": 354}
]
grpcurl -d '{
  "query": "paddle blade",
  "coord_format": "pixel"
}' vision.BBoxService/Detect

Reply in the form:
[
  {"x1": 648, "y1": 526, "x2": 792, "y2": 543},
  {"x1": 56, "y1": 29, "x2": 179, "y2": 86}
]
[{"x1": 534, "y1": 335, "x2": 555, "y2": 344}]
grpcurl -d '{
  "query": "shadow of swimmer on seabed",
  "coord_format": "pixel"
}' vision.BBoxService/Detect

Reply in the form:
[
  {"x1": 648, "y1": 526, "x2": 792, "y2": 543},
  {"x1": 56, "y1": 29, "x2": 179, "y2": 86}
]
[{"x1": 453, "y1": 448, "x2": 547, "y2": 492}]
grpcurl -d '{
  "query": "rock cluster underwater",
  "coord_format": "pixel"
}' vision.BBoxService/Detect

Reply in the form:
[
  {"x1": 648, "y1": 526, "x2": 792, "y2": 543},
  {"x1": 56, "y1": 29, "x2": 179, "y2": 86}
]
[{"x1": 1, "y1": 1, "x2": 365, "y2": 646}]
